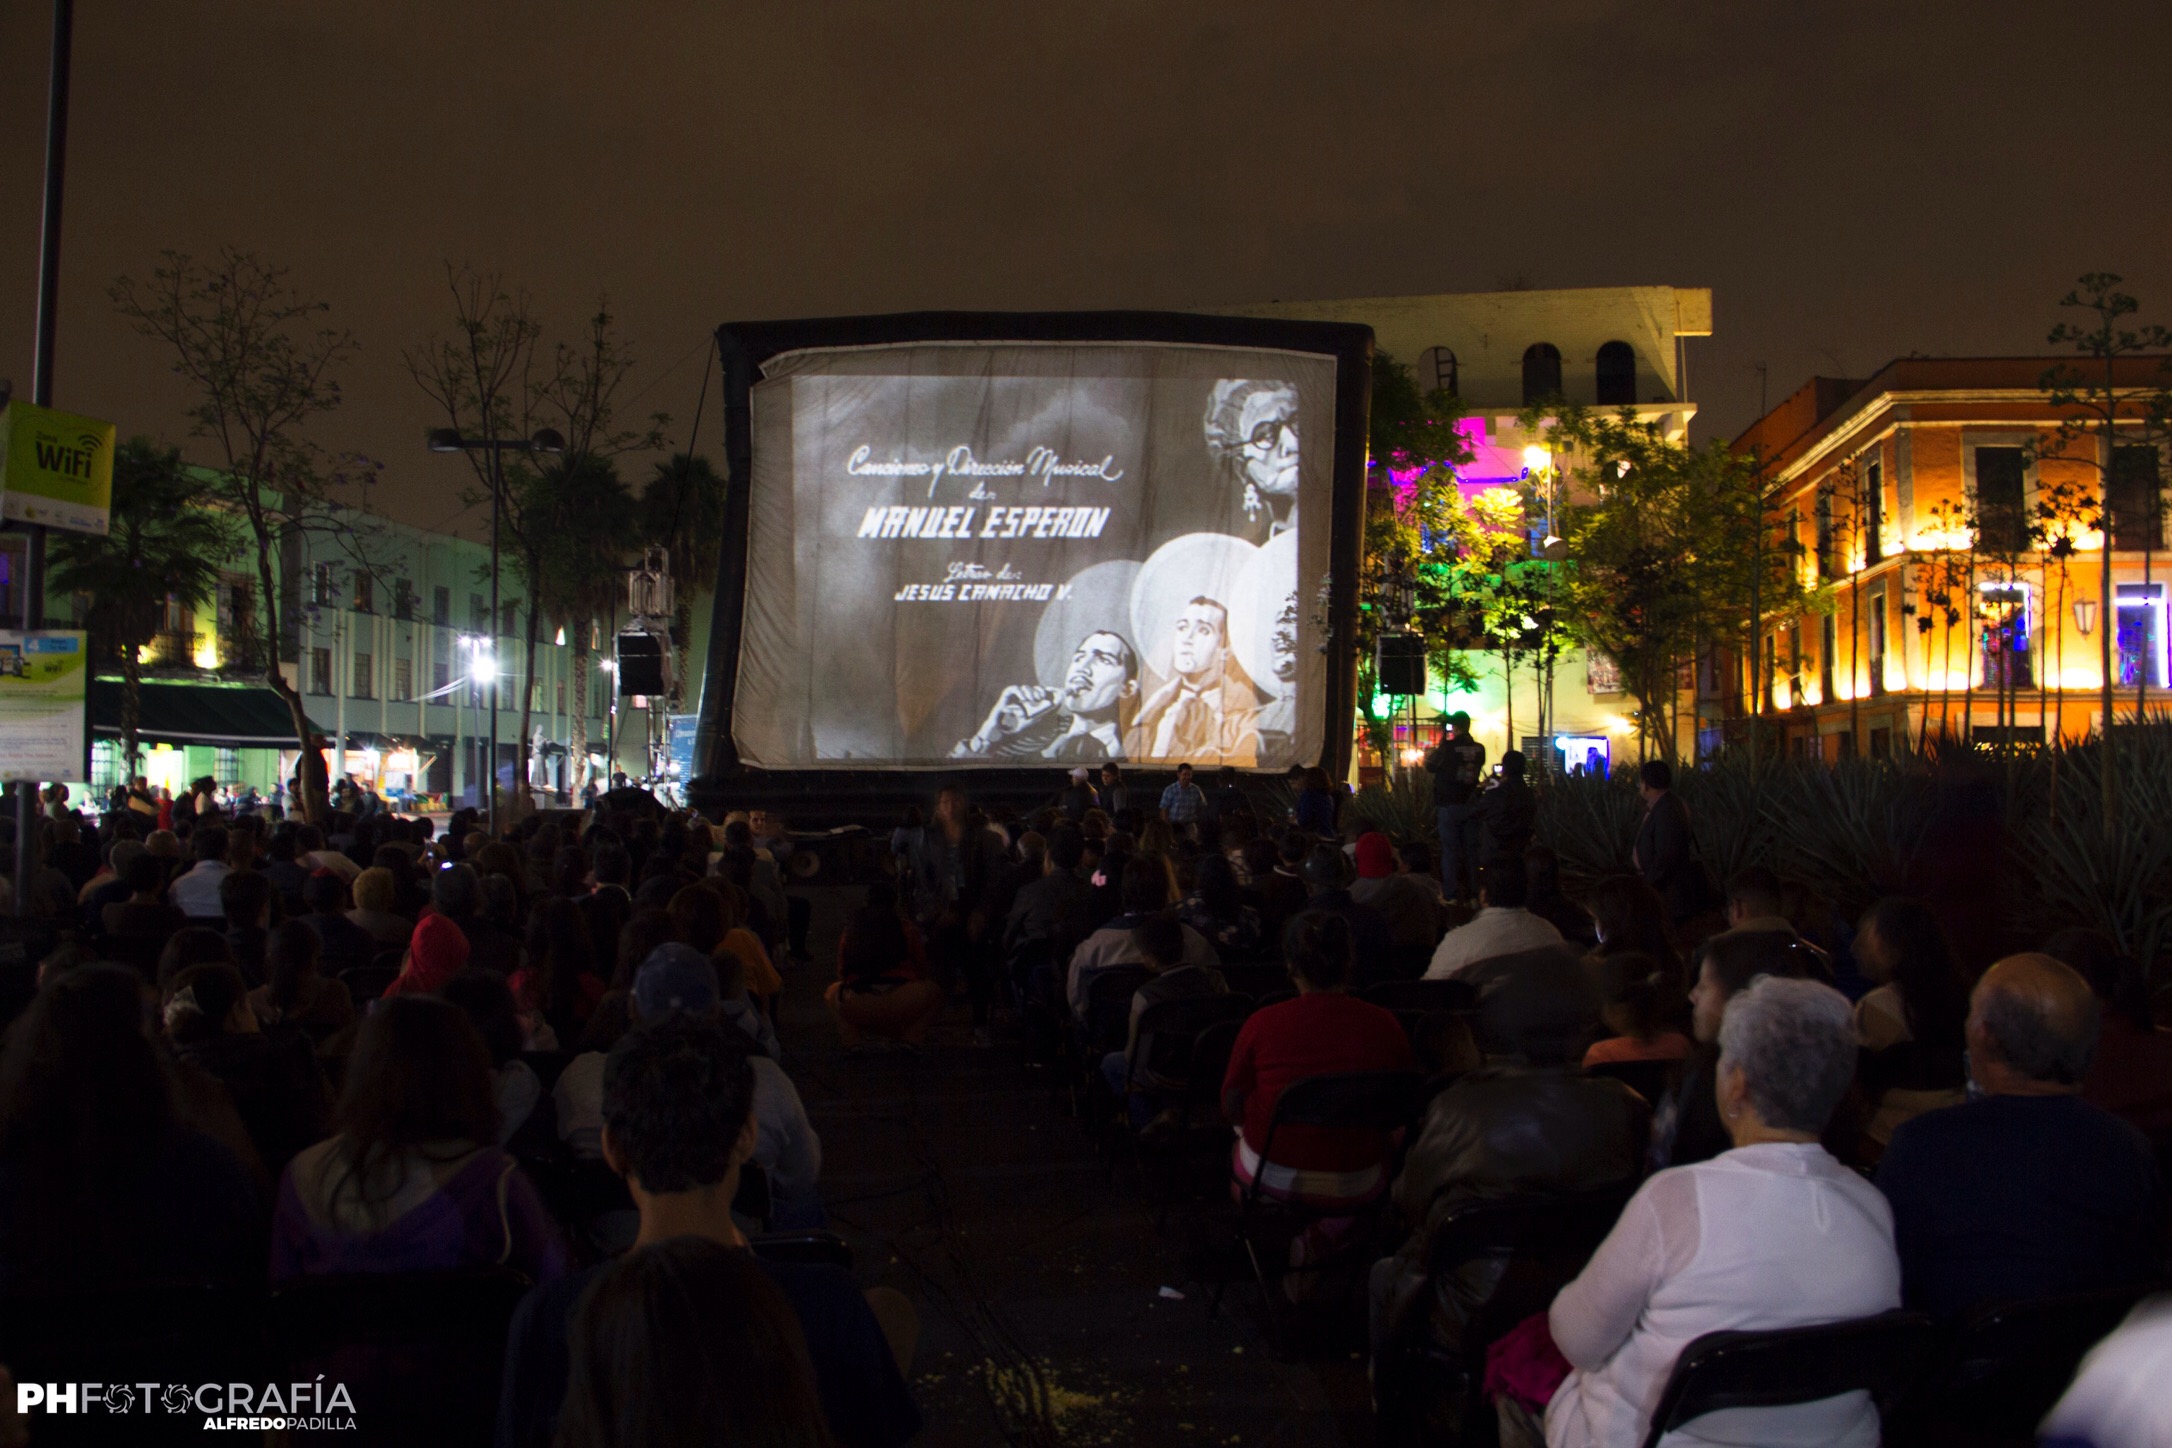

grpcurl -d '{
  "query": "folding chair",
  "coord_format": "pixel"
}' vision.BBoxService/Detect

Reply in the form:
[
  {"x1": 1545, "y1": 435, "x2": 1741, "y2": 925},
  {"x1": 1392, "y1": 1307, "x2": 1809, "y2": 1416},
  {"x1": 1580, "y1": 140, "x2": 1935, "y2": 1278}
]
[
  {"x1": 1892, "y1": 1280, "x2": 2164, "y2": 1447},
  {"x1": 1586, "y1": 1057, "x2": 1680, "y2": 1107},
  {"x1": 1209, "y1": 1069, "x2": 1422, "y2": 1353},
  {"x1": 1065, "y1": 964, "x2": 1152, "y2": 1119},
  {"x1": 267, "y1": 1266, "x2": 536, "y2": 1443},
  {"x1": 1639, "y1": 1309, "x2": 1942, "y2": 1448},
  {"x1": 1113, "y1": 993, "x2": 1255, "y2": 1178}
]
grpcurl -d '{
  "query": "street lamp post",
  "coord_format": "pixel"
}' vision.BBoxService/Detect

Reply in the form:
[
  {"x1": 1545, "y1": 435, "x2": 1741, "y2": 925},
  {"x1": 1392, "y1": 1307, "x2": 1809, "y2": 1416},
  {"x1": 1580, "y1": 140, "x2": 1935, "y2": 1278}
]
[{"x1": 427, "y1": 427, "x2": 563, "y2": 837}]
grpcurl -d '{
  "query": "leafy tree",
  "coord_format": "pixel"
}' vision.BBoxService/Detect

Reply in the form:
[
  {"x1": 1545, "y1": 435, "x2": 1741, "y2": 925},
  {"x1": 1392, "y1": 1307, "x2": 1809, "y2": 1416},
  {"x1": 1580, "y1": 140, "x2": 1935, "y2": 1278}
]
[
  {"x1": 638, "y1": 453, "x2": 728, "y2": 709},
  {"x1": 110, "y1": 250, "x2": 381, "y2": 825},
  {"x1": 2039, "y1": 272, "x2": 2172, "y2": 837},
  {"x1": 530, "y1": 454, "x2": 637, "y2": 793},
  {"x1": 405, "y1": 268, "x2": 667, "y2": 807},
  {"x1": 48, "y1": 439, "x2": 236, "y2": 778}
]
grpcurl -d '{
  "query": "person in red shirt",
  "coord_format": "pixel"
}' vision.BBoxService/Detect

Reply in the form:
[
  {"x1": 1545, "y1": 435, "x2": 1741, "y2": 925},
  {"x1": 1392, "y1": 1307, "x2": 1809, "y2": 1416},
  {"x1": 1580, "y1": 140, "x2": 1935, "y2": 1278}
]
[{"x1": 1223, "y1": 910, "x2": 1413, "y2": 1209}]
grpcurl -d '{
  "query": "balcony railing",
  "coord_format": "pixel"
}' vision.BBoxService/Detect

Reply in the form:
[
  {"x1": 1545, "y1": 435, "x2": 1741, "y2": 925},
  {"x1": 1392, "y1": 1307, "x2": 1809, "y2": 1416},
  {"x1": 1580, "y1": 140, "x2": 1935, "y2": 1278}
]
[{"x1": 146, "y1": 630, "x2": 200, "y2": 669}]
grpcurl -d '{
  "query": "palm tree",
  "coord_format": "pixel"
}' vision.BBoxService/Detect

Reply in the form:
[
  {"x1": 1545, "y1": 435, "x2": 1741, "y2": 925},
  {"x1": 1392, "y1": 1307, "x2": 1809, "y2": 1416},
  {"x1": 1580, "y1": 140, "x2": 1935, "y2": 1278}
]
[
  {"x1": 48, "y1": 438, "x2": 235, "y2": 778},
  {"x1": 524, "y1": 454, "x2": 636, "y2": 793},
  {"x1": 638, "y1": 454, "x2": 727, "y2": 708}
]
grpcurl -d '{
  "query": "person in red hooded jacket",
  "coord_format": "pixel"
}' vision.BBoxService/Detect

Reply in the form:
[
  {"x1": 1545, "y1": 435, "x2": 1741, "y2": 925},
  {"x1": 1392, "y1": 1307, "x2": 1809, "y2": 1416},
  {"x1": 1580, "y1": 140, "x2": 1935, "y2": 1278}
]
[{"x1": 381, "y1": 914, "x2": 471, "y2": 999}]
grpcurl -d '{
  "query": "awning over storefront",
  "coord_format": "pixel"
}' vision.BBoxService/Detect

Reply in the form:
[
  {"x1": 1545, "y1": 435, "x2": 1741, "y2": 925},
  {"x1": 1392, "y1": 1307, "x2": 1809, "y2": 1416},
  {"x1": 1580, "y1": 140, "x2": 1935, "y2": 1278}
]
[{"x1": 92, "y1": 679, "x2": 326, "y2": 749}]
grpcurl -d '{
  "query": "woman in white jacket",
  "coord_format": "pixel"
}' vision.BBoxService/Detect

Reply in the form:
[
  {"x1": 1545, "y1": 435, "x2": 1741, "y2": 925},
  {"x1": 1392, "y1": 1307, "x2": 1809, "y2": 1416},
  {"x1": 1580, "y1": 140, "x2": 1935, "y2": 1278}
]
[{"x1": 1524, "y1": 975, "x2": 1901, "y2": 1448}]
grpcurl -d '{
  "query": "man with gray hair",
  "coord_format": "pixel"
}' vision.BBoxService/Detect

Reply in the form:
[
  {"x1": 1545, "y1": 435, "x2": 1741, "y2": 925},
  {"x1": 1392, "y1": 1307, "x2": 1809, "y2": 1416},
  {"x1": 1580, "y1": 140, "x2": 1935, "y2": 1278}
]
[{"x1": 1877, "y1": 953, "x2": 2163, "y2": 1318}]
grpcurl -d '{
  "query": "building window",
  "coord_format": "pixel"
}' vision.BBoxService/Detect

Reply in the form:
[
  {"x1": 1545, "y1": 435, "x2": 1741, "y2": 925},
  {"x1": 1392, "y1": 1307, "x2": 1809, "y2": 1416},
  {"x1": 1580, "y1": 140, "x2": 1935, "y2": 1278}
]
[
  {"x1": 1868, "y1": 585, "x2": 1888, "y2": 696},
  {"x1": 309, "y1": 647, "x2": 333, "y2": 695},
  {"x1": 1979, "y1": 581, "x2": 2034, "y2": 690},
  {"x1": 500, "y1": 602, "x2": 517, "y2": 637},
  {"x1": 1521, "y1": 343, "x2": 1563, "y2": 405},
  {"x1": 215, "y1": 747, "x2": 239, "y2": 781},
  {"x1": 1820, "y1": 613, "x2": 1836, "y2": 702},
  {"x1": 471, "y1": 593, "x2": 487, "y2": 630},
  {"x1": 2110, "y1": 445, "x2": 2164, "y2": 551},
  {"x1": 1863, "y1": 456, "x2": 1884, "y2": 563},
  {"x1": 394, "y1": 657, "x2": 413, "y2": 702},
  {"x1": 1974, "y1": 447, "x2": 2029, "y2": 554},
  {"x1": 312, "y1": 562, "x2": 334, "y2": 607},
  {"x1": 1417, "y1": 346, "x2": 1458, "y2": 397},
  {"x1": 2116, "y1": 583, "x2": 2167, "y2": 689},
  {"x1": 352, "y1": 571, "x2": 374, "y2": 613},
  {"x1": 1815, "y1": 488, "x2": 1837, "y2": 581},
  {"x1": 393, "y1": 579, "x2": 415, "y2": 621},
  {"x1": 352, "y1": 652, "x2": 373, "y2": 699},
  {"x1": 434, "y1": 585, "x2": 452, "y2": 626},
  {"x1": 1595, "y1": 340, "x2": 1636, "y2": 405},
  {"x1": 556, "y1": 681, "x2": 566, "y2": 714},
  {"x1": 433, "y1": 660, "x2": 450, "y2": 696}
]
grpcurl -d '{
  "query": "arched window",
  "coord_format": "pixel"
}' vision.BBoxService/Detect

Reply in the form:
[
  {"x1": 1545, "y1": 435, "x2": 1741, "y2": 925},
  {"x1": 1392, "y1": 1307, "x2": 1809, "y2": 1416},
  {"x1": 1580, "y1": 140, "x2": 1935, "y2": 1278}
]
[
  {"x1": 1417, "y1": 345, "x2": 1458, "y2": 397},
  {"x1": 1522, "y1": 343, "x2": 1563, "y2": 405},
  {"x1": 1596, "y1": 340, "x2": 1636, "y2": 405}
]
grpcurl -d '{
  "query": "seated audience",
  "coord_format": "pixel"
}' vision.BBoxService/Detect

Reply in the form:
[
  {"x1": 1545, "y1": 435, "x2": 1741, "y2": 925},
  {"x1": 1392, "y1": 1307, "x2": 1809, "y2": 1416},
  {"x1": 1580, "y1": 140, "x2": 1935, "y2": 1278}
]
[
  {"x1": 100, "y1": 847, "x2": 186, "y2": 945},
  {"x1": 168, "y1": 825, "x2": 233, "y2": 921},
  {"x1": 2038, "y1": 1290, "x2": 2172, "y2": 1448},
  {"x1": 1350, "y1": 832, "x2": 1442, "y2": 969},
  {"x1": 1295, "y1": 844, "x2": 1396, "y2": 987},
  {"x1": 300, "y1": 869, "x2": 380, "y2": 977},
  {"x1": 347, "y1": 864, "x2": 415, "y2": 948},
  {"x1": 1522, "y1": 845, "x2": 1594, "y2": 948},
  {"x1": 1066, "y1": 857, "x2": 1220, "y2": 1018},
  {"x1": 1251, "y1": 832, "x2": 1313, "y2": 943},
  {"x1": 498, "y1": 1013, "x2": 919, "y2": 1448},
  {"x1": 1876, "y1": 953, "x2": 2164, "y2": 1318},
  {"x1": 1580, "y1": 874, "x2": 1679, "y2": 985},
  {"x1": 156, "y1": 925, "x2": 237, "y2": 994},
  {"x1": 828, "y1": 881, "x2": 944, "y2": 1052},
  {"x1": 2048, "y1": 926, "x2": 2172, "y2": 1140},
  {"x1": 438, "y1": 968, "x2": 544, "y2": 1145},
  {"x1": 1521, "y1": 977, "x2": 1897, "y2": 1448},
  {"x1": 382, "y1": 913, "x2": 473, "y2": 999},
  {"x1": 1582, "y1": 951, "x2": 1691, "y2": 1068},
  {"x1": 1376, "y1": 950, "x2": 1648, "y2": 1390},
  {"x1": 1100, "y1": 912, "x2": 1230, "y2": 1123},
  {"x1": 219, "y1": 868, "x2": 274, "y2": 988},
  {"x1": 261, "y1": 827, "x2": 309, "y2": 915},
  {"x1": 511, "y1": 895, "x2": 606, "y2": 1049},
  {"x1": 1850, "y1": 895, "x2": 1969, "y2": 1148},
  {"x1": 1002, "y1": 824, "x2": 1092, "y2": 960},
  {"x1": 164, "y1": 961, "x2": 331, "y2": 1175},
  {"x1": 270, "y1": 993, "x2": 566, "y2": 1282},
  {"x1": 1425, "y1": 862, "x2": 1563, "y2": 982},
  {"x1": 248, "y1": 917, "x2": 356, "y2": 1047},
  {"x1": 1223, "y1": 912, "x2": 1413, "y2": 1210},
  {"x1": 555, "y1": 945, "x2": 824, "y2": 1228},
  {"x1": 1649, "y1": 930, "x2": 1816, "y2": 1170},
  {"x1": 1179, "y1": 852, "x2": 1265, "y2": 960},
  {"x1": 0, "y1": 964, "x2": 261, "y2": 1292}
]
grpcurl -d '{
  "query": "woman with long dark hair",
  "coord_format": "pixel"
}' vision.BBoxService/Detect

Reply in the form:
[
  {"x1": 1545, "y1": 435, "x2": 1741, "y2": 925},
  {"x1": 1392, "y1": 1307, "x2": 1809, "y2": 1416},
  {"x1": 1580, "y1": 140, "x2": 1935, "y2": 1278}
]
[
  {"x1": 1179, "y1": 852, "x2": 1264, "y2": 958},
  {"x1": 511, "y1": 893, "x2": 604, "y2": 1047},
  {"x1": 1582, "y1": 874, "x2": 1682, "y2": 987},
  {"x1": 165, "y1": 961, "x2": 331, "y2": 1175},
  {"x1": 0, "y1": 964, "x2": 259, "y2": 1291},
  {"x1": 1853, "y1": 895, "x2": 1970, "y2": 1149},
  {"x1": 826, "y1": 880, "x2": 943, "y2": 1051},
  {"x1": 558, "y1": 1236, "x2": 836, "y2": 1448},
  {"x1": 269, "y1": 994, "x2": 564, "y2": 1282}
]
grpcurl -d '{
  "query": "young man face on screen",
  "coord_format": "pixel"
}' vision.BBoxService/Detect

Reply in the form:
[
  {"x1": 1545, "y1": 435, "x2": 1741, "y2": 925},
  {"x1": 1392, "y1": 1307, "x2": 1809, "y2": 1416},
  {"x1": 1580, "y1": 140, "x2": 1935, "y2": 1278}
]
[{"x1": 1170, "y1": 599, "x2": 1232, "y2": 680}]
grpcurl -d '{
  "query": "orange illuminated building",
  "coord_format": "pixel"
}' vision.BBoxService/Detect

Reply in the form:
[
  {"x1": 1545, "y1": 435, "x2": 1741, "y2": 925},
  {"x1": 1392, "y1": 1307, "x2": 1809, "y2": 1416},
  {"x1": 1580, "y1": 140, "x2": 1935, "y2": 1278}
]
[{"x1": 1736, "y1": 358, "x2": 2171, "y2": 758}]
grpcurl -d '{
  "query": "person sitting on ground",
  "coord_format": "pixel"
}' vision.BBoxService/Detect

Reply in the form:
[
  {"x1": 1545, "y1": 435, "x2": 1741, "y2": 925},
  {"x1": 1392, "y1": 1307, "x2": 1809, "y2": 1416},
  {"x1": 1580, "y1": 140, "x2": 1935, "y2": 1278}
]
[
  {"x1": 163, "y1": 961, "x2": 331, "y2": 1176},
  {"x1": 0, "y1": 964, "x2": 263, "y2": 1293},
  {"x1": 2047, "y1": 926, "x2": 2172, "y2": 1141},
  {"x1": 1295, "y1": 843, "x2": 1396, "y2": 988},
  {"x1": 828, "y1": 880, "x2": 944, "y2": 1053},
  {"x1": 1223, "y1": 912, "x2": 1413, "y2": 1216},
  {"x1": 437, "y1": 968, "x2": 544, "y2": 1146},
  {"x1": 1523, "y1": 845, "x2": 1595, "y2": 948},
  {"x1": 168, "y1": 825, "x2": 234, "y2": 922},
  {"x1": 1178, "y1": 851, "x2": 1265, "y2": 960},
  {"x1": 498, "y1": 1013, "x2": 921, "y2": 1448},
  {"x1": 1374, "y1": 949, "x2": 1649, "y2": 1408},
  {"x1": 1100, "y1": 911, "x2": 1230, "y2": 1125},
  {"x1": 1066, "y1": 856, "x2": 1220, "y2": 1019},
  {"x1": 381, "y1": 912, "x2": 473, "y2": 999},
  {"x1": 1876, "y1": 953, "x2": 2164, "y2": 1319},
  {"x1": 101, "y1": 847, "x2": 187, "y2": 948},
  {"x1": 1582, "y1": 951, "x2": 1692, "y2": 1069},
  {"x1": 248, "y1": 918, "x2": 356, "y2": 1048},
  {"x1": 269, "y1": 993, "x2": 566, "y2": 1282},
  {"x1": 555, "y1": 945, "x2": 825, "y2": 1229},
  {"x1": 1350, "y1": 832, "x2": 1443, "y2": 973},
  {"x1": 300, "y1": 869, "x2": 379, "y2": 978},
  {"x1": 1850, "y1": 895, "x2": 1969, "y2": 1150},
  {"x1": 1649, "y1": 929, "x2": 1818, "y2": 1170},
  {"x1": 1517, "y1": 977, "x2": 1899, "y2": 1448},
  {"x1": 346, "y1": 865, "x2": 415, "y2": 949},
  {"x1": 1425, "y1": 861, "x2": 1564, "y2": 983},
  {"x1": 219, "y1": 867, "x2": 275, "y2": 989}
]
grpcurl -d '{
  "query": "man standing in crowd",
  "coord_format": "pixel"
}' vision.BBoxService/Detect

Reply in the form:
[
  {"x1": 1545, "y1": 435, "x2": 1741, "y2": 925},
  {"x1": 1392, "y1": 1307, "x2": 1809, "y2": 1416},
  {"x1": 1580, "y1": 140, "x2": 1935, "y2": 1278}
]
[
  {"x1": 1159, "y1": 763, "x2": 1207, "y2": 832},
  {"x1": 1633, "y1": 758, "x2": 1707, "y2": 923},
  {"x1": 1423, "y1": 712, "x2": 1486, "y2": 901}
]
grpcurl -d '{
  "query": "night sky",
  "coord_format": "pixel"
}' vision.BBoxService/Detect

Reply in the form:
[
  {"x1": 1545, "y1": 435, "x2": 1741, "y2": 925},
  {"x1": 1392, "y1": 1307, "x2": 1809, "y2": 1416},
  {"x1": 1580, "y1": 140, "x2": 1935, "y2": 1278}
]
[{"x1": 3, "y1": 1, "x2": 2169, "y2": 534}]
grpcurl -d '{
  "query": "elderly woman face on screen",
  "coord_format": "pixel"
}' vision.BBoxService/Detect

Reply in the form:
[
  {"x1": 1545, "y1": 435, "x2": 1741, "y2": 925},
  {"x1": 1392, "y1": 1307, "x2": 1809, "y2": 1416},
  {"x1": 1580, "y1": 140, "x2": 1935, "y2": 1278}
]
[
  {"x1": 1205, "y1": 380, "x2": 1301, "y2": 525},
  {"x1": 1715, "y1": 975, "x2": 1859, "y2": 1144}
]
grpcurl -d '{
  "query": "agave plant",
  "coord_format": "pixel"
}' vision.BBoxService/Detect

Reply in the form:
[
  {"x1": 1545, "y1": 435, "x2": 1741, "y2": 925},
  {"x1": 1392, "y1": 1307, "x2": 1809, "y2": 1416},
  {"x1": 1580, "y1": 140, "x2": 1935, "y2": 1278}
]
[{"x1": 1345, "y1": 768, "x2": 1442, "y2": 845}]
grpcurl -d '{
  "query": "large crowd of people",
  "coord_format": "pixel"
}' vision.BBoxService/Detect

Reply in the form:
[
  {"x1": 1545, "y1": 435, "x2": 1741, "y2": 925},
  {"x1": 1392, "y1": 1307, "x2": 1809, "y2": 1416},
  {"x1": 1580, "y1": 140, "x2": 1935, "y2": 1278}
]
[{"x1": 0, "y1": 749, "x2": 2166, "y2": 1446}]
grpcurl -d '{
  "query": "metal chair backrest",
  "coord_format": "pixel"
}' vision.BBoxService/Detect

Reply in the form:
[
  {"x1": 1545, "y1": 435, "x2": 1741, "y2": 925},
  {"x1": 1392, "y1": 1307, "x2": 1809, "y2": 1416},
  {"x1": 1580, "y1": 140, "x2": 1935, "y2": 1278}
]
[
  {"x1": 1181, "y1": 1016, "x2": 1246, "y2": 1111},
  {"x1": 1920, "y1": 1279, "x2": 2165, "y2": 1437},
  {"x1": 1585, "y1": 1058, "x2": 1680, "y2": 1106},
  {"x1": 1129, "y1": 992, "x2": 1255, "y2": 1090},
  {"x1": 1640, "y1": 1309, "x2": 1942, "y2": 1448},
  {"x1": 1253, "y1": 1070, "x2": 1422, "y2": 1181},
  {"x1": 1081, "y1": 964, "x2": 1154, "y2": 1050}
]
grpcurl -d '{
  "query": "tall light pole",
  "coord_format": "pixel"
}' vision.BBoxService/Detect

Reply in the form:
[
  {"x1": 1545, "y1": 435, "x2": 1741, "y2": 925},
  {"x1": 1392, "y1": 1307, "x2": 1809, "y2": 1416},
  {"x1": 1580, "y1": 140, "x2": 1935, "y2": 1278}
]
[{"x1": 427, "y1": 427, "x2": 563, "y2": 837}]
